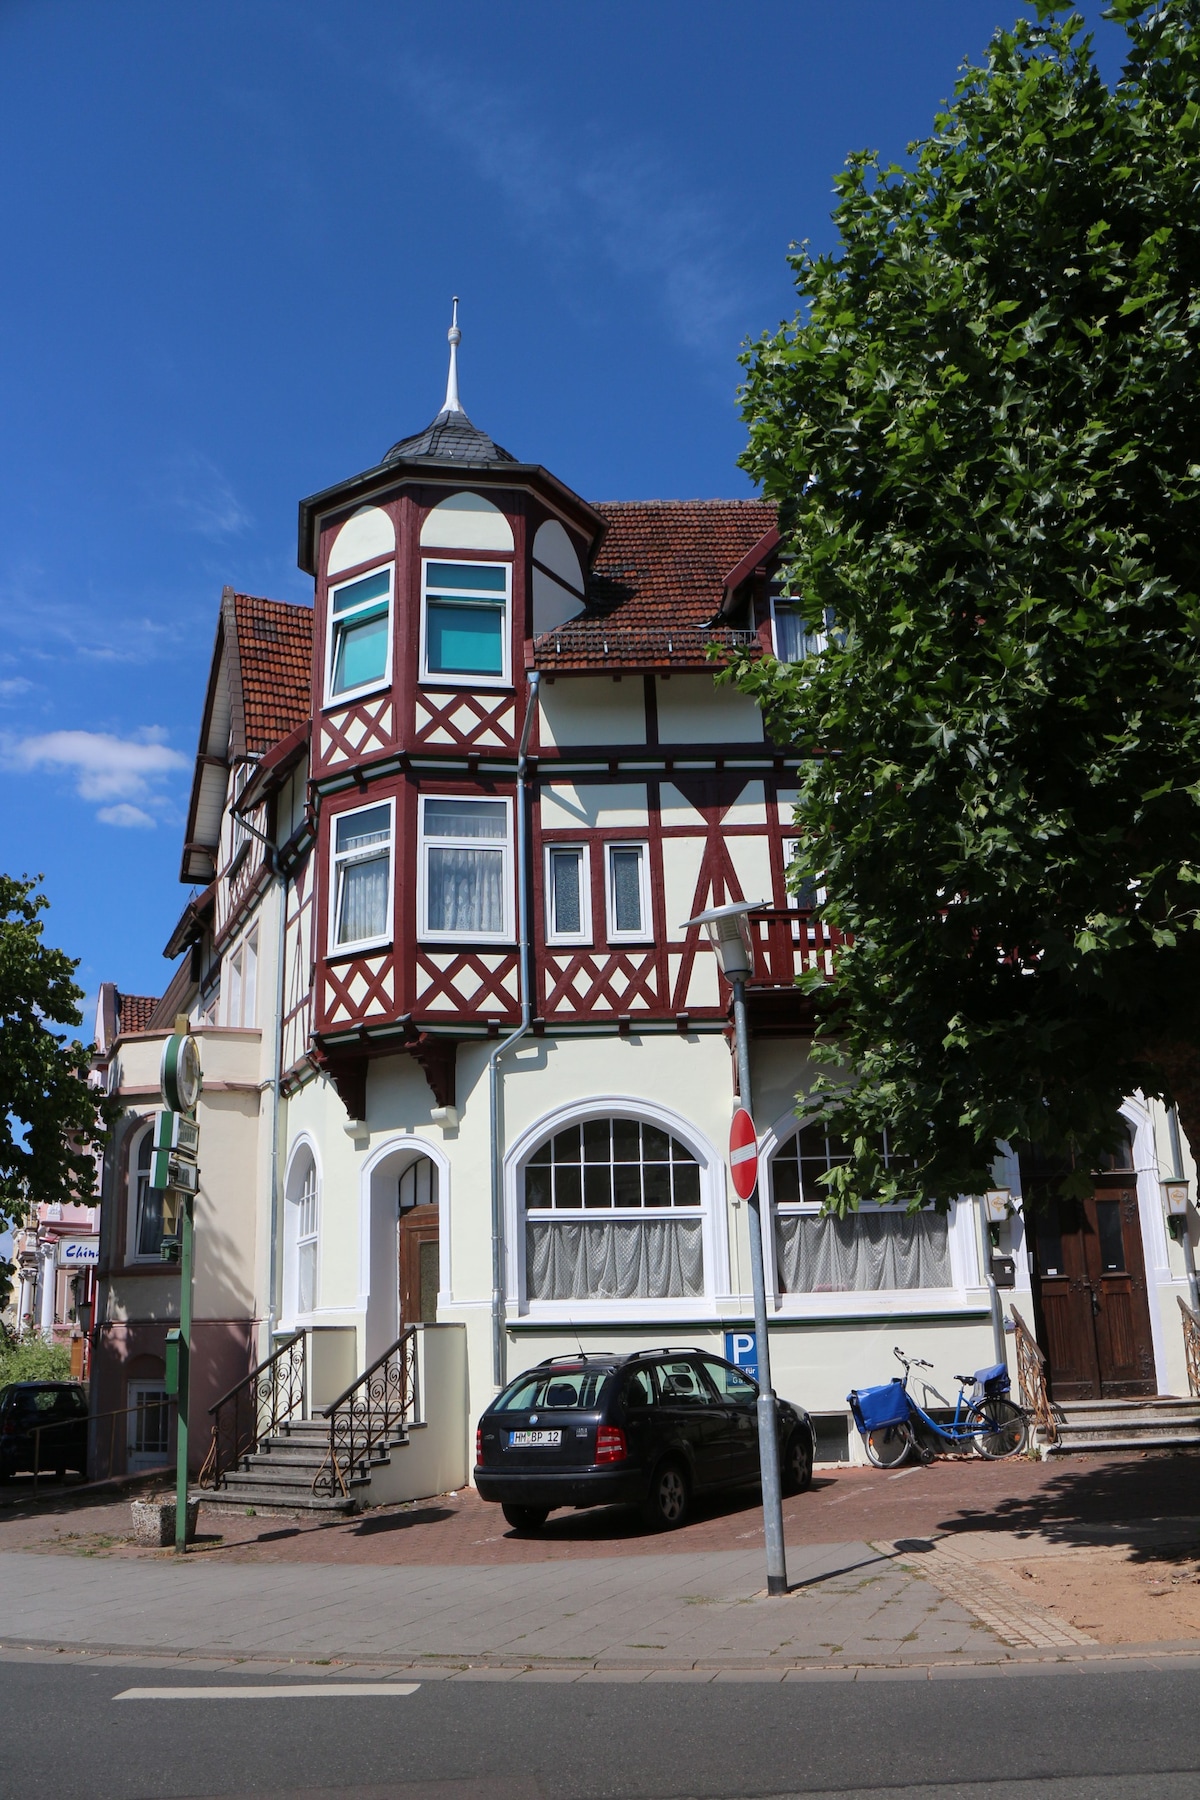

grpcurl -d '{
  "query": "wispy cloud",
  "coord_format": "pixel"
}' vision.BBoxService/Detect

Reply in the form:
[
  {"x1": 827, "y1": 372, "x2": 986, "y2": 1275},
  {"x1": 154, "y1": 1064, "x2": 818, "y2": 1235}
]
[
  {"x1": 96, "y1": 802, "x2": 156, "y2": 829},
  {"x1": 372, "y1": 51, "x2": 749, "y2": 358},
  {"x1": 1, "y1": 727, "x2": 188, "y2": 825},
  {"x1": 0, "y1": 677, "x2": 33, "y2": 701},
  {"x1": 147, "y1": 450, "x2": 252, "y2": 539}
]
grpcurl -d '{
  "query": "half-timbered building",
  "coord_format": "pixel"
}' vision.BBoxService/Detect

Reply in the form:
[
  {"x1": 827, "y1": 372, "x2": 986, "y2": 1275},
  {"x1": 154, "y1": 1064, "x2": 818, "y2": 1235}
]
[{"x1": 92, "y1": 315, "x2": 1200, "y2": 1494}]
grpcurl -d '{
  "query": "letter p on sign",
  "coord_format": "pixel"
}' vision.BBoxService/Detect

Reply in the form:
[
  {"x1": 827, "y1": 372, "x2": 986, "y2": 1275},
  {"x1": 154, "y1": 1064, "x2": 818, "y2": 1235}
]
[{"x1": 729, "y1": 1108, "x2": 758, "y2": 1201}]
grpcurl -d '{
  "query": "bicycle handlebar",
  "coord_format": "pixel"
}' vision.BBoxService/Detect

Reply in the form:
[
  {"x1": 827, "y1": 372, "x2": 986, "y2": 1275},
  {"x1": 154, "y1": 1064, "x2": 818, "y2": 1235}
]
[{"x1": 894, "y1": 1346, "x2": 933, "y2": 1371}]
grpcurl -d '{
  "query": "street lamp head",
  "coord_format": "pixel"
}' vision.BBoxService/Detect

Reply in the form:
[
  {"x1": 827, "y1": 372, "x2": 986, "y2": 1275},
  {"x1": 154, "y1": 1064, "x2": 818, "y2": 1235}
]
[{"x1": 680, "y1": 900, "x2": 765, "y2": 982}]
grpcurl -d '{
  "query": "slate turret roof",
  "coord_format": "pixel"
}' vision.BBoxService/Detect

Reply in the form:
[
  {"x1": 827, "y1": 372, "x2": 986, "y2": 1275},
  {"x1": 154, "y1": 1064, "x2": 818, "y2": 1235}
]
[{"x1": 381, "y1": 406, "x2": 516, "y2": 468}]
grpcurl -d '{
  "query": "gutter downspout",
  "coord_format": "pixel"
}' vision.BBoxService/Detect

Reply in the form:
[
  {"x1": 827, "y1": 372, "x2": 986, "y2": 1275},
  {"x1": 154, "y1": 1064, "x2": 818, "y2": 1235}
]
[
  {"x1": 233, "y1": 810, "x2": 286, "y2": 1357},
  {"x1": 488, "y1": 671, "x2": 541, "y2": 1390}
]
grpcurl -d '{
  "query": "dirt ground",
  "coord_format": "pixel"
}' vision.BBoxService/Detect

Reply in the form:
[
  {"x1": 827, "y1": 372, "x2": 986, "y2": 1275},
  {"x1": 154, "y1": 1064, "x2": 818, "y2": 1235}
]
[{"x1": 982, "y1": 1538, "x2": 1200, "y2": 1644}]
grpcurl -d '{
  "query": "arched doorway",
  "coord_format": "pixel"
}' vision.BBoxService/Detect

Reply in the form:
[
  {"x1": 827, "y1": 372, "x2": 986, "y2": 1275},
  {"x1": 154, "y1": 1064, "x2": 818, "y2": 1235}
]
[
  {"x1": 1022, "y1": 1121, "x2": 1156, "y2": 1400},
  {"x1": 363, "y1": 1142, "x2": 443, "y2": 1363}
]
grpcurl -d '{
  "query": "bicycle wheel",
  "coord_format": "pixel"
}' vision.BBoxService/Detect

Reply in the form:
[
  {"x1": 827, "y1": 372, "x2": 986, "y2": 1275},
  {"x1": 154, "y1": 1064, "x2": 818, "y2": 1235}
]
[
  {"x1": 864, "y1": 1422, "x2": 914, "y2": 1469},
  {"x1": 971, "y1": 1397, "x2": 1029, "y2": 1459}
]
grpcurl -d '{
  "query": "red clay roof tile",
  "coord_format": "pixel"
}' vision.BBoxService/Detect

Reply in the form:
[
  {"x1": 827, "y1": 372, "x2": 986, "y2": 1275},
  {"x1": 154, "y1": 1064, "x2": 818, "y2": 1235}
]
[
  {"x1": 117, "y1": 993, "x2": 160, "y2": 1036},
  {"x1": 231, "y1": 594, "x2": 313, "y2": 754}
]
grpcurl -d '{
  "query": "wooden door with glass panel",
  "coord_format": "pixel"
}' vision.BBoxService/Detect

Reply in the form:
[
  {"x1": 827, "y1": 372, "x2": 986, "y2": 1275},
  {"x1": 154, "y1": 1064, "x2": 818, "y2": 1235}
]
[
  {"x1": 1025, "y1": 1128, "x2": 1156, "y2": 1401},
  {"x1": 398, "y1": 1158, "x2": 439, "y2": 1327}
]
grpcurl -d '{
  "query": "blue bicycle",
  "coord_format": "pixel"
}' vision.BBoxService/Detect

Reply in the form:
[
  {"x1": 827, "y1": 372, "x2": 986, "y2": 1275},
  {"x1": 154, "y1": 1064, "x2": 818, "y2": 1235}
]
[{"x1": 849, "y1": 1347, "x2": 1029, "y2": 1468}]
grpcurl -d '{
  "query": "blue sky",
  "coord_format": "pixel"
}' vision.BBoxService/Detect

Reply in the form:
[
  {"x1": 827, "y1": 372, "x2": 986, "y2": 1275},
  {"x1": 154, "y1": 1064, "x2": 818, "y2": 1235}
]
[{"x1": 0, "y1": 1, "x2": 1124, "y2": 1034}]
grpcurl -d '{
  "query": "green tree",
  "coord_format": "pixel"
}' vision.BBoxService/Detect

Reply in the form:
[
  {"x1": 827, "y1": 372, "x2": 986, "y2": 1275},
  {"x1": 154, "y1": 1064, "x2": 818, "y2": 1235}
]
[
  {"x1": 725, "y1": 1, "x2": 1200, "y2": 1207},
  {"x1": 0, "y1": 875, "x2": 111, "y2": 1247}
]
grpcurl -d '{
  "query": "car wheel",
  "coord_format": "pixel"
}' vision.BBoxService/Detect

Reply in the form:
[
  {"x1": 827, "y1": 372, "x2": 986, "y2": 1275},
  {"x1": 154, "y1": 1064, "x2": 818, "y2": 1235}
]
[
  {"x1": 781, "y1": 1430, "x2": 813, "y2": 1496},
  {"x1": 501, "y1": 1503, "x2": 550, "y2": 1533},
  {"x1": 641, "y1": 1459, "x2": 690, "y2": 1531}
]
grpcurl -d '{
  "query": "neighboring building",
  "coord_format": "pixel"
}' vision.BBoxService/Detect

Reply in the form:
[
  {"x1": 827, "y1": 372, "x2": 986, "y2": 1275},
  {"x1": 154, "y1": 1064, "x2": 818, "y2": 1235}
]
[
  {"x1": 11, "y1": 1198, "x2": 101, "y2": 1375},
  {"x1": 91, "y1": 318, "x2": 1200, "y2": 1490}
]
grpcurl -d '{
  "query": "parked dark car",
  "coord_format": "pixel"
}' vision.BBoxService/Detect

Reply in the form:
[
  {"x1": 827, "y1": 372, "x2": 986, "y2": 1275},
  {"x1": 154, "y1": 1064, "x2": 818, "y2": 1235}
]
[
  {"x1": 0, "y1": 1382, "x2": 89, "y2": 1482},
  {"x1": 475, "y1": 1349, "x2": 814, "y2": 1532}
]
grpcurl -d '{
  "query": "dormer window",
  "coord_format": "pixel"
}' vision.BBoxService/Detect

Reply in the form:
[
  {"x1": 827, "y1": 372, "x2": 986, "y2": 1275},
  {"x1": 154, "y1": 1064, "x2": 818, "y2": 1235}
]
[
  {"x1": 771, "y1": 585, "x2": 841, "y2": 663},
  {"x1": 327, "y1": 565, "x2": 393, "y2": 703},
  {"x1": 421, "y1": 560, "x2": 510, "y2": 685}
]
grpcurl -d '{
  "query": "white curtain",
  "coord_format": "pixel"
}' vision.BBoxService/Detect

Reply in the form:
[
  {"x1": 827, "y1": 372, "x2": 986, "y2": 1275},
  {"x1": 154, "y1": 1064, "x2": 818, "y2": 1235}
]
[
  {"x1": 527, "y1": 1219, "x2": 704, "y2": 1301},
  {"x1": 337, "y1": 853, "x2": 388, "y2": 943},
  {"x1": 427, "y1": 847, "x2": 504, "y2": 933},
  {"x1": 776, "y1": 1211, "x2": 950, "y2": 1293}
]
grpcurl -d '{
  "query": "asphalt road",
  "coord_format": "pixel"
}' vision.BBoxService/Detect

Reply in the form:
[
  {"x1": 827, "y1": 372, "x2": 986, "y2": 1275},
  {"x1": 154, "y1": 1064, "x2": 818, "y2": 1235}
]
[{"x1": 2, "y1": 1657, "x2": 1199, "y2": 1800}]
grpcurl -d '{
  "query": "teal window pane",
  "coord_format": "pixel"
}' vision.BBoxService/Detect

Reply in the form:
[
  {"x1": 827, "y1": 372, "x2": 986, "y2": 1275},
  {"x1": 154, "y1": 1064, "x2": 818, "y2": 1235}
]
[
  {"x1": 426, "y1": 562, "x2": 507, "y2": 593},
  {"x1": 332, "y1": 568, "x2": 390, "y2": 615},
  {"x1": 427, "y1": 601, "x2": 503, "y2": 675},
  {"x1": 332, "y1": 608, "x2": 388, "y2": 693}
]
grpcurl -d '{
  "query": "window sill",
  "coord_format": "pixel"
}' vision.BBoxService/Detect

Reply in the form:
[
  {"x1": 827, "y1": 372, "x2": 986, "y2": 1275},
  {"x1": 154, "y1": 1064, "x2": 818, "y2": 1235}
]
[
  {"x1": 418, "y1": 934, "x2": 516, "y2": 948},
  {"x1": 419, "y1": 674, "x2": 512, "y2": 691},
  {"x1": 327, "y1": 939, "x2": 393, "y2": 962},
  {"x1": 323, "y1": 680, "x2": 391, "y2": 712}
]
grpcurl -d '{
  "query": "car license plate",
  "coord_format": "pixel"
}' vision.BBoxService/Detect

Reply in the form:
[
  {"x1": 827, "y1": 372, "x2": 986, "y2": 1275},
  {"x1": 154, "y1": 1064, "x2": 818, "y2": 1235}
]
[{"x1": 508, "y1": 1429, "x2": 561, "y2": 1448}]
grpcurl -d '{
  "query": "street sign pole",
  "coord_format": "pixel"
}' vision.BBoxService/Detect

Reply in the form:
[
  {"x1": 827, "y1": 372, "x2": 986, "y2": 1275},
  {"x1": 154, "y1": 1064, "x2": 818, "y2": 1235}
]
[
  {"x1": 175, "y1": 1191, "x2": 193, "y2": 1554},
  {"x1": 730, "y1": 977, "x2": 788, "y2": 1597}
]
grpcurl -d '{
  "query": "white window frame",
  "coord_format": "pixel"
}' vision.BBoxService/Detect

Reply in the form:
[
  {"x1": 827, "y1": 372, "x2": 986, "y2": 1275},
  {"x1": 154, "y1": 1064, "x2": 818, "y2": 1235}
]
[
  {"x1": 328, "y1": 796, "x2": 395, "y2": 956},
  {"x1": 544, "y1": 843, "x2": 591, "y2": 945},
  {"x1": 223, "y1": 929, "x2": 258, "y2": 1028},
  {"x1": 419, "y1": 556, "x2": 511, "y2": 689},
  {"x1": 604, "y1": 841, "x2": 652, "y2": 943},
  {"x1": 770, "y1": 589, "x2": 838, "y2": 663},
  {"x1": 324, "y1": 561, "x2": 394, "y2": 708},
  {"x1": 504, "y1": 1098, "x2": 727, "y2": 1322},
  {"x1": 418, "y1": 793, "x2": 514, "y2": 944},
  {"x1": 127, "y1": 1381, "x2": 171, "y2": 1470},
  {"x1": 127, "y1": 1122, "x2": 164, "y2": 1265}
]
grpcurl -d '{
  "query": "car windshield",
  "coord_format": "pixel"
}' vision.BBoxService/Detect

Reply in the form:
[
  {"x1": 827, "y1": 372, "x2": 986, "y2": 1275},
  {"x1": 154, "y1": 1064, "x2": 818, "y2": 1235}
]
[{"x1": 495, "y1": 1367, "x2": 611, "y2": 1411}]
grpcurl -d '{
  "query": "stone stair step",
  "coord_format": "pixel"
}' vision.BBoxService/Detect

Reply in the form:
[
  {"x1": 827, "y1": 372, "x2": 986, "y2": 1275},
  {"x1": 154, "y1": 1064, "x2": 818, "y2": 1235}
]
[
  {"x1": 200, "y1": 1485, "x2": 358, "y2": 1514},
  {"x1": 1050, "y1": 1431, "x2": 1200, "y2": 1454}
]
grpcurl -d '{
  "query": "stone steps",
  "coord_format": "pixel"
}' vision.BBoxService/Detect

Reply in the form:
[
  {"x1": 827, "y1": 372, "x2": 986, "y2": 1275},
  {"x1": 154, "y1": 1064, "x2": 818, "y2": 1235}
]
[
  {"x1": 1049, "y1": 1396, "x2": 1200, "y2": 1454},
  {"x1": 201, "y1": 1419, "x2": 409, "y2": 1513}
]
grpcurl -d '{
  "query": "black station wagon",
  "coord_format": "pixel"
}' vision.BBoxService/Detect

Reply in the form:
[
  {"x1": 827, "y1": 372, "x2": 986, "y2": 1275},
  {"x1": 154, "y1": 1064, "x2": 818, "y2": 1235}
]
[
  {"x1": 475, "y1": 1349, "x2": 815, "y2": 1531},
  {"x1": 0, "y1": 1381, "x2": 89, "y2": 1482}
]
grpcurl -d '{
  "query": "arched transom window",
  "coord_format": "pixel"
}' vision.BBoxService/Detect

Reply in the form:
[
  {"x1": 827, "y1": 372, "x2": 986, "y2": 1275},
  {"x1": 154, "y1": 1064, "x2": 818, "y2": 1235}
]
[
  {"x1": 524, "y1": 1118, "x2": 703, "y2": 1301},
  {"x1": 289, "y1": 1150, "x2": 319, "y2": 1315},
  {"x1": 772, "y1": 1123, "x2": 950, "y2": 1293}
]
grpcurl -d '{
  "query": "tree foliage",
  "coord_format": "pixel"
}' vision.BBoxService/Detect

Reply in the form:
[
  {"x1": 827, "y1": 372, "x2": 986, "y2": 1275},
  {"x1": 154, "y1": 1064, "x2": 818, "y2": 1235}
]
[
  {"x1": 0, "y1": 875, "x2": 112, "y2": 1238},
  {"x1": 725, "y1": 1, "x2": 1200, "y2": 1207}
]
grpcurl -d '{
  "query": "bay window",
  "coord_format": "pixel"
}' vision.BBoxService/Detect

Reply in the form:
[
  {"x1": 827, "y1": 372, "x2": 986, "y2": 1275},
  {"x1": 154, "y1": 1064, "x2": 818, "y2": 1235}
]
[
  {"x1": 771, "y1": 1123, "x2": 950, "y2": 1292},
  {"x1": 420, "y1": 796, "x2": 511, "y2": 940},
  {"x1": 604, "y1": 842, "x2": 650, "y2": 941},
  {"x1": 422, "y1": 559, "x2": 510, "y2": 682},
  {"x1": 545, "y1": 844, "x2": 590, "y2": 944},
  {"x1": 331, "y1": 801, "x2": 393, "y2": 952},
  {"x1": 524, "y1": 1118, "x2": 704, "y2": 1302},
  {"x1": 327, "y1": 565, "x2": 392, "y2": 701}
]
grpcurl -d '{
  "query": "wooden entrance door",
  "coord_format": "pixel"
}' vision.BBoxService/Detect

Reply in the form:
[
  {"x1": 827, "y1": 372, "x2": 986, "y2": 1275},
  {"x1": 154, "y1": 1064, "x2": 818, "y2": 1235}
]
[
  {"x1": 1028, "y1": 1176, "x2": 1156, "y2": 1400},
  {"x1": 399, "y1": 1206, "x2": 439, "y2": 1325}
]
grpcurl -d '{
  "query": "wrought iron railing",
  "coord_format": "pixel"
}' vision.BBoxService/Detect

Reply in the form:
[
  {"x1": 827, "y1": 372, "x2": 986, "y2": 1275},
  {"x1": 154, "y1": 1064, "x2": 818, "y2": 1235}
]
[
  {"x1": 1179, "y1": 1296, "x2": 1200, "y2": 1398},
  {"x1": 312, "y1": 1328, "x2": 418, "y2": 1499},
  {"x1": 1010, "y1": 1305, "x2": 1058, "y2": 1447},
  {"x1": 198, "y1": 1330, "x2": 307, "y2": 1490}
]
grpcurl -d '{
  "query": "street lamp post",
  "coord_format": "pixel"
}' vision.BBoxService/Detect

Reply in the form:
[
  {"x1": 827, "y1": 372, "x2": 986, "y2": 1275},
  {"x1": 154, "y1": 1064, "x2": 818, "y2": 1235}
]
[{"x1": 682, "y1": 901, "x2": 788, "y2": 1596}]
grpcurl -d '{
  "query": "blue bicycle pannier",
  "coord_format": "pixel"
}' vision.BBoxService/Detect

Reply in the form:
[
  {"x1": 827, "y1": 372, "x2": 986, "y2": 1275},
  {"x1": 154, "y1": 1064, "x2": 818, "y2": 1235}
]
[
  {"x1": 973, "y1": 1362, "x2": 1011, "y2": 1397},
  {"x1": 848, "y1": 1379, "x2": 911, "y2": 1433}
]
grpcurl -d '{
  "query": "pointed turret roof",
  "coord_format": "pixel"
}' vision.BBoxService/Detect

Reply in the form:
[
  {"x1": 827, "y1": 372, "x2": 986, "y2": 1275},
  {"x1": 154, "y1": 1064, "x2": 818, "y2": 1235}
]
[{"x1": 381, "y1": 298, "x2": 516, "y2": 466}]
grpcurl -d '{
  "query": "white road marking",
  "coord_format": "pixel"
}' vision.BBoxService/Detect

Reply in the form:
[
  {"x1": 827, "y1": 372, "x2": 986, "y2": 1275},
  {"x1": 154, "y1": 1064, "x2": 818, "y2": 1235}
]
[{"x1": 114, "y1": 1683, "x2": 419, "y2": 1700}]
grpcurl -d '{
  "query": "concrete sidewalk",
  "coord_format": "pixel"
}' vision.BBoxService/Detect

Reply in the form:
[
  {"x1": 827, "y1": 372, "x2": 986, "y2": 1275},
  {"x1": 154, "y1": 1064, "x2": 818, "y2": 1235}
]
[{"x1": 0, "y1": 1541, "x2": 985, "y2": 1671}]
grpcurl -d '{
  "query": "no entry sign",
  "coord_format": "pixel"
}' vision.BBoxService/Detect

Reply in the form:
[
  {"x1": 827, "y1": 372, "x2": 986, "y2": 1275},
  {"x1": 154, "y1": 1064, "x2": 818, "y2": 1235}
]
[{"x1": 729, "y1": 1108, "x2": 759, "y2": 1200}]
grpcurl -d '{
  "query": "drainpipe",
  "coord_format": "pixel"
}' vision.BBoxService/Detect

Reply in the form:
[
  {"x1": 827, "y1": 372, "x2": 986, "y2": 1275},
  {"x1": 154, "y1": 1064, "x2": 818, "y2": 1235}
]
[
  {"x1": 488, "y1": 670, "x2": 541, "y2": 1390},
  {"x1": 233, "y1": 810, "x2": 287, "y2": 1357}
]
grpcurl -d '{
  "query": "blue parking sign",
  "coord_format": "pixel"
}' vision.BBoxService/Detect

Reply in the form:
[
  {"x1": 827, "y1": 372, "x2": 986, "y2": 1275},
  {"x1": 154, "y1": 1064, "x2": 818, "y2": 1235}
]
[{"x1": 724, "y1": 1329, "x2": 758, "y2": 1382}]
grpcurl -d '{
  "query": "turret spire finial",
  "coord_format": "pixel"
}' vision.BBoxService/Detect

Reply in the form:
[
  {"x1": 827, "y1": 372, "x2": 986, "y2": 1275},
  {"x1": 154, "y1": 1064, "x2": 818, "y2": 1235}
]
[{"x1": 442, "y1": 295, "x2": 464, "y2": 416}]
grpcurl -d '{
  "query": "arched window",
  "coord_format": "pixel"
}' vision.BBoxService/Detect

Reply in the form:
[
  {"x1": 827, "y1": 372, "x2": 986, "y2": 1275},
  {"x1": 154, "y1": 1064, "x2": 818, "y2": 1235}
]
[
  {"x1": 130, "y1": 1126, "x2": 163, "y2": 1262},
  {"x1": 285, "y1": 1148, "x2": 320, "y2": 1320},
  {"x1": 771, "y1": 1123, "x2": 950, "y2": 1293},
  {"x1": 523, "y1": 1118, "x2": 704, "y2": 1301}
]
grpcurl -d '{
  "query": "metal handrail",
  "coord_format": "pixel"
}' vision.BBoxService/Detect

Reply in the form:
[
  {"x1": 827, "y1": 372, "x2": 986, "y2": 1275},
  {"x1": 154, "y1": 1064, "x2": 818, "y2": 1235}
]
[
  {"x1": 22, "y1": 1399, "x2": 177, "y2": 1496},
  {"x1": 1179, "y1": 1295, "x2": 1200, "y2": 1398},
  {"x1": 313, "y1": 1328, "x2": 418, "y2": 1499},
  {"x1": 198, "y1": 1330, "x2": 306, "y2": 1490},
  {"x1": 1009, "y1": 1304, "x2": 1059, "y2": 1446}
]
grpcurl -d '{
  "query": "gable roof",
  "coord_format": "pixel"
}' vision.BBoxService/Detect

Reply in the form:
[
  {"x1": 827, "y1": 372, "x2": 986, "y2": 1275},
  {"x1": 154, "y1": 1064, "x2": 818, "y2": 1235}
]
[
  {"x1": 532, "y1": 498, "x2": 777, "y2": 671},
  {"x1": 117, "y1": 993, "x2": 160, "y2": 1036},
  {"x1": 180, "y1": 593, "x2": 313, "y2": 884}
]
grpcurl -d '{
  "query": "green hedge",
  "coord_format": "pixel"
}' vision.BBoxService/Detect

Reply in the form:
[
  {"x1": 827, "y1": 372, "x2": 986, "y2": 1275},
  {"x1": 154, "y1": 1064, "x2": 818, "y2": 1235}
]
[{"x1": 0, "y1": 1334, "x2": 73, "y2": 1390}]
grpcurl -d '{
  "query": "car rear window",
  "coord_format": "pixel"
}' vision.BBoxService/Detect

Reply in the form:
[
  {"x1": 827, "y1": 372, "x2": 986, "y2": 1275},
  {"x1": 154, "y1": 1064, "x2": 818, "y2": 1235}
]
[
  {"x1": 17, "y1": 1389, "x2": 85, "y2": 1417},
  {"x1": 495, "y1": 1368, "x2": 612, "y2": 1411}
]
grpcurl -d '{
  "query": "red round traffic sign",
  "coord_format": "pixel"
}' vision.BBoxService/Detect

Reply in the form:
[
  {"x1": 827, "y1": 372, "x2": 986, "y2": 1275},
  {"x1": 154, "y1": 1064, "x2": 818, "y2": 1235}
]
[{"x1": 729, "y1": 1108, "x2": 759, "y2": 1200}]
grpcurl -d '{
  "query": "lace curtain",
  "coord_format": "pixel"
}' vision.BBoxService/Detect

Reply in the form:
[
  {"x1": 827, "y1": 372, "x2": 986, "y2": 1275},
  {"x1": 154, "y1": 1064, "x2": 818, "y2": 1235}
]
[
  {"x1": 527, "y1": 1219, "x2": 704, "y2": 1301},
  {"x1": 776, "y1": 1211, "x2": 950, "y2": 1293},
  {"x1": 337, "y1": 854, "x2": 388, "y2": 943},
  {"x1": 427, "y1": 847, "x2": 504, "y2": 933}
]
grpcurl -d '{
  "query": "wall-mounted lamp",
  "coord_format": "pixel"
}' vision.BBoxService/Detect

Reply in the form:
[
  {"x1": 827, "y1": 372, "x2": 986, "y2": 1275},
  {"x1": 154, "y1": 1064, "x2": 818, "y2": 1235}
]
[
  {"x1": 983, "y1": 1188, "x2": 1012, "y2": 1226},
  {"x1": 1162, "y1": 1178, "x2": 1190, "y2": 1240}
]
